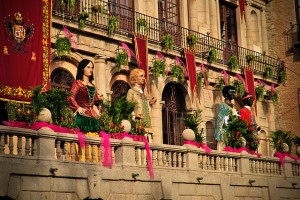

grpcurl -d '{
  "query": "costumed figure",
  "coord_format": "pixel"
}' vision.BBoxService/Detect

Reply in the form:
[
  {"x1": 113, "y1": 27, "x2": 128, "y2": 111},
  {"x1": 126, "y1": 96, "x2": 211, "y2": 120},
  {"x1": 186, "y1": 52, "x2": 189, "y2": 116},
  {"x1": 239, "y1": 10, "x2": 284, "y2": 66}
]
[
  {"x1": 214, "y1": 85, "x2": 239, "y2": 150},
  {"x1": 68, "y1": 59, "x2": 103, "y2": 133},
  {"x1": 126, "y1": 68, "x2": 157, "y2": 133},
  {"x1": 239, "y1": 92, "x2": 260, "y2": 135}
]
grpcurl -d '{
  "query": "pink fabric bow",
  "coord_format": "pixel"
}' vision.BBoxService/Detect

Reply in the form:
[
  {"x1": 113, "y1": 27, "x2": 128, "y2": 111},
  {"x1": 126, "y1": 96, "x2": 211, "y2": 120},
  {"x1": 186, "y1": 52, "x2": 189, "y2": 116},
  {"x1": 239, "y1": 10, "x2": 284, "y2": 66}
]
[
  {"x1": 120, "y1": 42, "x2": 137, "y2": 60},
  {"x1": 63, "y1": 27, "x2": 78, "y2": 51}
]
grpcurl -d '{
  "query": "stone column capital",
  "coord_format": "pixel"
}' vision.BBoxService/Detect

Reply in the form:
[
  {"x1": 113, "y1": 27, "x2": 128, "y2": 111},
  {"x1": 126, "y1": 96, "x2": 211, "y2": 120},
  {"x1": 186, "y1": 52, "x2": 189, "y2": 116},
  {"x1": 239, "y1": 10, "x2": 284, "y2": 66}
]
[{"x1": 94, "y1": 55, "x2": 108, "y2": 63}]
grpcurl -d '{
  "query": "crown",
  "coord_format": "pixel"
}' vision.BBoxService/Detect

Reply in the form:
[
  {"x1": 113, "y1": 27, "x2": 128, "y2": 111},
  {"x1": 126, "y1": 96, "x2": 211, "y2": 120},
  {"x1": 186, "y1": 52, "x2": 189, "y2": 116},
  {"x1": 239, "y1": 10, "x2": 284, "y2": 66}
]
[{"x1": 14, "y1": 12, "x2": 22, "y2": 21}]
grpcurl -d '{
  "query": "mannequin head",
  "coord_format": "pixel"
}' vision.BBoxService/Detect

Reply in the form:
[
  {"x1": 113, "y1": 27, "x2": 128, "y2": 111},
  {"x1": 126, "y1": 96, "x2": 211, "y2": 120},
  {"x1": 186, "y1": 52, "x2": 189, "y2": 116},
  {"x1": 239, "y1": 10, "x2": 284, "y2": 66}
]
[
  {"x1": 242, "y1": 92, "x2": 253, "y2": 106},
  {"x1": 222, "y1": 85, "x2": 235, "y2": 101},
  {"x1": 129, "y1": 68, "x2": 145, "y2": 88}
]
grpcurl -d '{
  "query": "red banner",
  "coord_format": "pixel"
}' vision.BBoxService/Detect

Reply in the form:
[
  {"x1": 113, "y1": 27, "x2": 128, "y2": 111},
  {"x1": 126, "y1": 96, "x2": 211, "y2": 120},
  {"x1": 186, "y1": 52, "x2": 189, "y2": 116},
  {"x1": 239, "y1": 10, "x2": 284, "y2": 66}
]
[
  {"x1": 239, "y1": 0, "x2": 245, "y2": 20},
  {"x1": 244, "y1": 68, "x2": 256, "y2": 103},
  {"x1": 184, "y1": 49, "x2": 199, "y2": 102},
  {"x1": 134, "y1": 33, "x2": 149, "y2": 92},
  {"x1": 0, "y1": 0, "x2": 51, "y2": 102}
]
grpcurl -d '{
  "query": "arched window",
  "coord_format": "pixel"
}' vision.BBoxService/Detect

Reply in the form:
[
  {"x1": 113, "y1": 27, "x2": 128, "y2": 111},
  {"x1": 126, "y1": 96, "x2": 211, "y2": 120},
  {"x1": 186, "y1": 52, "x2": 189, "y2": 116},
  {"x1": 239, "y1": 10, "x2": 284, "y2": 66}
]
[
  {"x1": 162, "y1": 82, "x2": 186, "y2": 145},
  {"x1": 50, "y1": 68, "x2": 74, "y2": 90},
  {"x1": 205, "y1": 121, "x2": 217, "y2": 150}
]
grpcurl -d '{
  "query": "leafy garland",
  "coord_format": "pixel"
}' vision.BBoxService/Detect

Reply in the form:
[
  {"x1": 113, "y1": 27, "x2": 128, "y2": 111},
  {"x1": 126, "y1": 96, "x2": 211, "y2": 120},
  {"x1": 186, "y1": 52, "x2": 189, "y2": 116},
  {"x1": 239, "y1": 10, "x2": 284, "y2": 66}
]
[
  {"x1": 278, "y1": 70, "x2": 286, "y2": 84},
  {"x1": 163, "y1": 34, "x2": 173, "y2": 51},
  {"x1": 245, "y1": 54, "x2": 255, "y2": 64},
  {"x1": 54, "y1": 37, "x2": 71, "y2": 59},
  {"x1": 170, "y1": 64, "x2": 183, "y2": 80},
  {"x1": 183, "y1": 109, "x2": 204, "y2": 143},
  {"x1": 78, "y1": 11, "x2": 89, "y2": 30},
  {"x1": 270, "y1": 130, "x2": 293, "y2": 153},
  {"x1": 264, "y1": 65, "x2": 273, "y2": 79},
  {"x1": 196, "y1": 72, "x2": 203, "y2": 87},
  {"x1": 153, "y1": 60, "x2": 166, "y2": 78},
  {"x1": 207, "y1": 48, "x2": 217, "y2": 63},
  {"x1": 255, "y1": 85, "x2": 265, "y2": 101},
  {"x1": 186, "y1": 34, "x2": 197, "y2": 49},
  {"x1": 229, "y1": 55, "x2": 238, "y2": 70},
  {"x1": 115, "y1": 51, "x2": 128, "y2": 71},
  {"x1": 108, "y1": 15, "x2": 119, "y2": 35},
  {"x1": 266, "y1": 90, "x2": 278, "y2": 103},
  {"x1": 233, "y1": 80, "x2": 245, "y2": 97},
  {"x1": 136, "y1": 18, "x2": 148, "y2": 33}
]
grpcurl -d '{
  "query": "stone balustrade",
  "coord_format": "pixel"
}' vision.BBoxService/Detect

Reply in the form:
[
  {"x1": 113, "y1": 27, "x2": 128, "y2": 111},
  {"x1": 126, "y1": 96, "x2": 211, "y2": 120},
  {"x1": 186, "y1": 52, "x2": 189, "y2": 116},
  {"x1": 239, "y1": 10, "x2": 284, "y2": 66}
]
[{"x1": 0, "y1": 125, "x2": 300, "y2": 199}]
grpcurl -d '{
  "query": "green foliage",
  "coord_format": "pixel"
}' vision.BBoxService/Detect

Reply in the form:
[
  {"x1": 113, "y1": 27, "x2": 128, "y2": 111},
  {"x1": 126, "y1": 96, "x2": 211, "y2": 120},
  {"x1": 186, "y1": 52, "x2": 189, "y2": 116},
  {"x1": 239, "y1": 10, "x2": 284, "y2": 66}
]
[
  {"x1": 54, "y1": 37, "x2": 71, "y2": 59},
  {"x1": 170, "y1": 64, "x2": 184, "y2": 80},
  {"x1": 218, "y1": 79, "x2": 225, "y2": 91},
  {"x1": 115, "y1": 51, "x2": 128, "y2": 70},
  {"x1": 78, "y1": 11, "x2": 89, "y2": 30},
  {"x1": 108, "y1": 15, "x2": 119, "y2": 35},
  {"x1": 98, "y1": 96, "x2": 135, "y2": 133},
  {"x1": 255, "y1": 85, "x2": 265, "y2": 101},
  {"x1": 245, "y1": 54, "x2": 255, "y2": 63},
  {"x1": 278, "y1": 70, "x2": 286, "y2": 84},
  {"x1": 136, "y1": 18, "x2": 148, "y2": 33},
  {"x1": 196, "y1": 72, "x2": 203, "y2": 86},
  {"x1": 224, "y1": 115, "x2": 259, "y2": 150},
  {"x1": 5, "y1": 102, "x2": 35, "y2": 123},
  {"x1": 163, "y1": 34, "x2": 173, "y2": 51},
  {"x1": 229, "y1": 55, "x2": 238, "y2": 70},
  {"x1": 263, "y1": 65, "x2": 273, "y2": 79},
  {"x1": 183, "y1": 109, "x2": 204, "y2": 143},
  {"x1": 270, "y1": 130, "x2": 293, "y2": 153},
  {"x1": 186, "y1": 34, "x2": 197, "y2": 48},
  {"x1": 60, "y1": 0, "x2": 75, "y2": 13},
  {"x1": 153, "y1": 60, "x2": 166, "y2": 78},
  {"x1": 207, "y1": 48, "x2": 217, "y2": 63},
  {"x1": 266, "y1": 90, "x2": 278, "y2": 103},
  {"x1": 92, "y1": 4, "x2": 104, "y2": 14},
  {"x1": 233, "y1": 80, "x2": 245, "y2": 97}
]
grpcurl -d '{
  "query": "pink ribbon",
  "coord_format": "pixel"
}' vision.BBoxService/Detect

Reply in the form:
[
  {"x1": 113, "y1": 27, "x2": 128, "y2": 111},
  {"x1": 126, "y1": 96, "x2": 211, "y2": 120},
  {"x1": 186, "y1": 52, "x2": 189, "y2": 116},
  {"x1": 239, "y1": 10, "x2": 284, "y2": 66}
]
[
  {"x1": 223, "y1": 146, "x2": 261, "y2": 157},
  {"x1": 274, "y1": 152, "x2": 300, "y2": 166},
  {"x1": 144, "y1": 136, "x2": 154, "y2": 178},
  {"x1": 236, "y1": 74, "x2": 249, "y2": 92},
  {"x1": 100, "y1": 131, "x2": 113, "y2": 168},
  {"x1": 220, "y1": 70, "x2": 229, "y2": 85},
  {"x1": 184, "y1": 140, "x2": 199, "y2": 147},
  {"x1": 175, "y1": 56, "x2": 184, "y2": 67},
  {"x1": 271, "y1": 83, "x2": 275, "y2": 96},
  {"x1": 200, "y1": 143, "x2": 212, "y2": 154},
  {"x1": 156, "y1": 51, "x2": 165, "y2": 61},
  {"x1": 183, "y1": 140, "x2": 212, "y2": 154},
  {"x1": 63, "y1": 27, "x2": 78, "y2": 51},
  {"x1": 120, "y1": 42, "x2": 137, "y2": 60}
]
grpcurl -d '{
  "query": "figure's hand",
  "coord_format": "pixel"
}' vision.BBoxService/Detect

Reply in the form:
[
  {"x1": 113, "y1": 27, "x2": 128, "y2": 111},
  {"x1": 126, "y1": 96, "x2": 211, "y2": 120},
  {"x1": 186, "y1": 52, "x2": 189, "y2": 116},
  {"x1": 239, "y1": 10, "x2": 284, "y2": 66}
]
[
  {"x1": 149, "y1": 97, "x2": 157, "y2": 106},
  {"x1": 77, "y1": 107, "x2": 86, "y2": 115}
]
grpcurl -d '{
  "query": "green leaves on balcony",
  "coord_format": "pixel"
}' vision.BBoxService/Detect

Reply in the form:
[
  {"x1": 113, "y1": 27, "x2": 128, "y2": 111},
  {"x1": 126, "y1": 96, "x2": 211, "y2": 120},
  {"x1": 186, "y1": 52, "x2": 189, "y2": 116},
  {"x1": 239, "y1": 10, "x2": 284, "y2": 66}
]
[
  {"x1": 78, "y1": 11, "x2": 89, "y2": 30},
  {"x1": 207, "y1": 48, "x2": 217, "y2": 63},
  {"x1": 278, "y1": 70, "x2": 286, "y2": 84},
  {"x1": 152, "y1": 60, "x2": 166, "y2": 78},
  {"x1": 136, "y1": 18, "x2": 148, "y2": 34},
  {"x1": 54, "y1": 37, "x2": 71, "y2": 59},
  {"x1": 92, "y1": 4, "x2": 104, "y2": 14},
  {"x1": 163, "y1": 34, "x2": 173, "y2": 51},
  {"x1": 229, "y1": 55, "x2": 238, "y2": 70},
  {"x1": 245, "y1": 54, "x2": 255, "y2": 64},
  {"x1": 186, "y1": 34, "x2": 197, "y2": 49},
  {"x1": 233, "y1": 80, "x2": 245, "y2": 97},
  {"x1": 255, "y1": 85, "x2": 265, "y2": 101},
  {"x1": 115, "y1": 51, "x2": 128, "y2": 71},
  {"x1": 170, "y1": 64, "x2": 183, "y2": 80},
  {"x1": 266, "y1": 90, "x2": 278, "y2": 103},
  {"x1": 263, "y1": 65, "x2": 274, "y2": 79},
  {"x1": 61, "y1": 0, "x2": 75, "y2": 13},
  {"x1": 108, "y1": 15, "x2": 119, "y2": 35}
]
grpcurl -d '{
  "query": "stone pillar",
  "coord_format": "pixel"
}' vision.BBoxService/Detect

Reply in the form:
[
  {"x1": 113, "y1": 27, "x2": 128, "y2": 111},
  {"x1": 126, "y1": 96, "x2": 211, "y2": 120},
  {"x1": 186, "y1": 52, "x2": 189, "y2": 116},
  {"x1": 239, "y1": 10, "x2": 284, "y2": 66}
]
[
  {"x1": 180, "y1": 0, "x2": 189, "y2": 29},
  {"x1": 260, "y1": 9, "x2": 269, "y2": 54},
  {"x1": 37, "y1": 127, "x2": 56, "y2": 160},
  {"x1": 245, "y1": 3, "x2": 253, "y2": 50},
  {"x1": 189, "y1": 0, "x2": 208, "y2": 33},
  {"x1": 239, "y1": 151, "x2": 250, "y2": 176},
  {"x1": 209, "y1": 0, "x2": 219, "y2": 38},
  {"x1": 184, "y1": 145, "x2": 200, "y2": 170},
  {"x1": 114, "y1": 137, "x2": 136, "y2": 166},
  {"x1": 283, "y1": 157, "x2": 294, "y2": 177},
  {"x1": 94, "y1": 55, "x2": 108, "y2": 99}
]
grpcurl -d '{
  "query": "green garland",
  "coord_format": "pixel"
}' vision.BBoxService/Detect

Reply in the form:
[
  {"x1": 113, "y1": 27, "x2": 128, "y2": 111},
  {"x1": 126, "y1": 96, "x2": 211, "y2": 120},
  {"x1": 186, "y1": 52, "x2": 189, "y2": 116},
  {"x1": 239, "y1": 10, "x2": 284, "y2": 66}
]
[
  {"x1": 255, "y1": 85, "x2": 265, "y2": 101},
  {"x1": 78, "y1": 11, "x2": 89, "y2": 30},
  {"x1": 115, "y1": 51, "x2": 128, "y2": 71},
  {"x1": 163, "y1": 34, "x2": 173, "y2": 51},
  {"x1": 54, "y1": 37, "x2": 71, "y2": 59},
  {"x1": 136, "y1": 18, "x2": 148, "y2": 33},
  {"x1": 207, "y1": 48, "x2": 217, "y2": 63},
  {"x1": 229, "y1": 55, "x2": 238, "y2": 70},
  {"x1": 186, "y1": 34, "x2": 197, "y2": 48},
  {"x1": 233, "y1": 80, "x2": 245, "y2": 97},
  {"x1": 170, "y1": 64, "x2": 183, "y2": 80},
  {"x1": 108, "y1": 15, "x2": 119, "y2": 35},
  {"x1": 153, "y1": 60, "x2": 166, "y2": 78}
]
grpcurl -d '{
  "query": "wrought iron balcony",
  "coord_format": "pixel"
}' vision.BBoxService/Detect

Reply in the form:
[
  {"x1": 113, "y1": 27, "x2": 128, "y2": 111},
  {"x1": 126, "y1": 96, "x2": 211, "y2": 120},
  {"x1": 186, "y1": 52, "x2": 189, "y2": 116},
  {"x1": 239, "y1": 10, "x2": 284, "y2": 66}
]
[{"x1": 52, "y1": 0, "x2": 285, "y2": 82}]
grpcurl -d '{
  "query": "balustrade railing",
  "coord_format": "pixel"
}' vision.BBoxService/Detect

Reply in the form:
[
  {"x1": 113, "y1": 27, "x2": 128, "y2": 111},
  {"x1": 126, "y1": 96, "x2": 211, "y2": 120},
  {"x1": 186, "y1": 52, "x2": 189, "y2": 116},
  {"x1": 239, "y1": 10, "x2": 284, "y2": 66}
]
[
  {"x1": 249, "y1": 157, "x2": 282, "y2": 175},
  {"x1": 52, "y1": 0, "x2": 284, "y2": 81}
]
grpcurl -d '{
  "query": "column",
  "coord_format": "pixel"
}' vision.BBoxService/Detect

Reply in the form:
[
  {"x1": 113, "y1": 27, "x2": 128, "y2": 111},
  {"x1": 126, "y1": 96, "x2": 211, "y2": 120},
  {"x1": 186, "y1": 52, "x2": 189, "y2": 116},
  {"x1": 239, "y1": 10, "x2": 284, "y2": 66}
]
[
  {"x1": 245, "y1": 2, "x2": 253, "y2": 50},
  {"x1": 94, "y1": 55, "x2": 108, "y2": 99},
  {"x1": 180, "y1": 0, "x2": 189, "y2": 29},
  {"x1": 260, "y1": 9, "x2": 269, "y2": 54},
  {"x1": 209, "y1": 0, "x2": 219, "y2": 38}
]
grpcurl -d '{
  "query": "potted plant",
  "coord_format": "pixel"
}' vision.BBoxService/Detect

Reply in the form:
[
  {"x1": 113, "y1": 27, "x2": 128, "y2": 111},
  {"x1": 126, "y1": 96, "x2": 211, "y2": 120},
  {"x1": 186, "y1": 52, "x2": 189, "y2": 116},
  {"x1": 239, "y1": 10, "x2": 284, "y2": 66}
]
[
  {"x1": 278, "y1": 70, "x2": 286, "y2": 84},
  {"x1": 169, "y1": 64, "x2": 183, "y2": 81},
  {"x1": 78, "y1": 11, "x2": 89, "y2": 30},
  {"x1": 233, "y1": 80, "x2": 245, "y2": 97},
  {"x1": 218, "y1": 78, "x2": 225, "y2": 91},
  {"x1": 264, "y1": 65, "x2": 273, "y2": 79},
  {"x1": 207, "y1": 48, "x2": 217, "y2": 63},
  {"x1": 54, "y1": 37, "x2": 72, "y2": 58},
  {"x1": 245, "y1": 54, "x2": 255, "y2": 64},
  {"x1": 108, "y1": 15, "x2": 119, "y2": 35},
  {"x1": 266, "y1": 90, "x2": 278, "y2": 103},
  {"x1": 163, "y1": 34, "x2": 173, "y2": 51},
  {"x1": 182, "y1": 109, "x2": 204, "y2": 144},
  {"x1": 255, "y1": 85, "x2": 265, "y2": 101},
  {"x1": 91, "y1": 4, "x2": 104, "y2": 21},
  {"x1": 186, "y1": 34, "x2": 197, "y2": 49},
  {"x1": 229, "y1": 55, "x2": 238, "y2": 70},
  {"x1": 136, "y1": 18, "x2": 148, "y2": 33},
  {"x1": 152, "y1": 60, "x2": 166, "y2": 78},
  {"x1": 196, "y1": 72, "x2": 203, "y2": 87},
  {"x1": 115, "y1": 51, "x2": 128, "y2": 71},
  {"x1": 270, "y1": 130, "x2": 293, "y2": 154}
]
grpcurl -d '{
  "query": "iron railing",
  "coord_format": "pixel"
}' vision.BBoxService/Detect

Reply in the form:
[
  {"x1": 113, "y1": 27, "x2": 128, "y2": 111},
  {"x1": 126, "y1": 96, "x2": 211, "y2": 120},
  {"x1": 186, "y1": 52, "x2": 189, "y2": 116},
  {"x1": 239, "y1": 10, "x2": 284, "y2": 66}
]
[{"x1": 52, "y1": 0, "x2": 285, "y2": 81}]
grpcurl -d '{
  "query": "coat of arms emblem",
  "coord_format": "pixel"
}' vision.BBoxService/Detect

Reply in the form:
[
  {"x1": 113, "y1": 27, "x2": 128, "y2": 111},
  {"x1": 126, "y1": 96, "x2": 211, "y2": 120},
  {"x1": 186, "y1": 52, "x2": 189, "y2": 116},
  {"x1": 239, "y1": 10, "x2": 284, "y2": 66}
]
[{"x1": 4, "y1": 12, "x2": 34, "y2": 54}]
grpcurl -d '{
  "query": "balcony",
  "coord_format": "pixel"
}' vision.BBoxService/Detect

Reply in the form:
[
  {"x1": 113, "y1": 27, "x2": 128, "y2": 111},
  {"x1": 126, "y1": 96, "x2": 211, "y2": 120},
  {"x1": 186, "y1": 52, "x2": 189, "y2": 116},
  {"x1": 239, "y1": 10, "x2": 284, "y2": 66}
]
[
  {"x1": 52, "y1": 0, "x2": 285, "y2": 83},
  {"x1": 0, "y1": 125, "x2": 300, "y2": 199}
]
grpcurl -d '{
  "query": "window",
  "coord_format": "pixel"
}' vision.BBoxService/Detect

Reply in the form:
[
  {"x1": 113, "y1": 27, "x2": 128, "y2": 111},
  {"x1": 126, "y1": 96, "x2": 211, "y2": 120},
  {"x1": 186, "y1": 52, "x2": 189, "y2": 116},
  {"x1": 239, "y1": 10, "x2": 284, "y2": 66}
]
[{"x1": 219, "y1": 1, "x2": 238, "y2": 44}]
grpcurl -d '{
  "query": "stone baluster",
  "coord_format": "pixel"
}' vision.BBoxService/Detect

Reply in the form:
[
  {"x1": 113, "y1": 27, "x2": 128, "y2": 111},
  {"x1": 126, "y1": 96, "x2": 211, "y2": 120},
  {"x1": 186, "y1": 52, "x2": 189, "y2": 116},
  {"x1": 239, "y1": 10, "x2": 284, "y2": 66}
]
[
  {"x1": 92, "y1": 145, "x2": 96, "y2": 162},
  {"x1": 178, "y1": 153, "x2": 182, "y2": 168},
  {"x1": 135, "y1": 148, "x2": 139, "y2": 165},
  {"x1": 220, "y1": 156, "x2": 224, "y2": 171},
  {"x1": 216, "y1": 156, "x2": 220, "y2": 171},
  {"x1": 211, "y1": 156, "x2": 215, "y2": 170},
  {"x1": 162, "y1": 151, "x2": 166, "y2": 166},
  {"x1": 71, "y1": 142, "x2": 76, "y2": 161},
  {"x1": 182, "y1": 153, "x2": 186, "y2": 168},
  {"x1": 25, "y1": 137, "x2": 30, "y2": 156},
  {"x1": 63, "y1": 142, "x2": 68, "y2": 160},
  {"x1": 152, "y1": 150, "x2": 157, "y2": 166},
  {"x1": 232, "y1": 158, "x2": 236, "y2": 172},
  {"x1": 9, "y1": 135, "x2": 13, "y2": 155},
  {"x1": 157, "y1": 150, "x2": 162, "y2": 166},
  {"x1": 167, "y1": 152, "x2": 172, "y2": 167},
  {"x1": 17, "y1": 136, "x2": 22, "y2": 156},
  {"x1": 228, "y1": 158, "x2": 232, "y2": 171},
  {"x1": 203, "y1": 155, "x2": 207, "y2": 170},
  {"x1": 141, "y1": 149, "x2": 145, "y2": 165},
  {"x1": 98, "y1": 145, "x2": 102, "y2": 163},
  {"x1": 111, "y1": 146, "x2": 115, "y2": 164},
  {"x1": 0, "y1": 134, "x2": 5, "y2": 154},
  {"x1": 198, "y1": 155, "x2": 203, "y2": 169},
  {"x1": 56, "y1": 140, "x2": 62, "y2": 160},
  {"x1": 266, "y1": 161, "x2": 270, "y2": 174},
  {"x1": 207, "y1": 156, "x2": 211, "y2": 170},
  {"x1": 32, "y1": 139, "x2": 37, "y2": 157},
  {"x1": 172, "y1": 152, "x2": 177, "y2": 167},
  {"x1": 85, "y1": 145, "x2": 89, "y2": 162},
  {"x1": 236, "y1": 158, "x2": 240, "y2": 172}
]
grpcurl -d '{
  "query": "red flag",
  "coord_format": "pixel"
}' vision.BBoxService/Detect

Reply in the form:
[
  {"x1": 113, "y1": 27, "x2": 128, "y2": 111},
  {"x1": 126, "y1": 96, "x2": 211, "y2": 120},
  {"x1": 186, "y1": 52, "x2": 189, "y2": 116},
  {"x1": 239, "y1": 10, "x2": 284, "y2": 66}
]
[
  {"x1": 239, "y1": 0, "x2": 245, "y2": 20},
  {"x1": 0, "y1": 0, "x2": 51, "y2": 102},
  {"x1": 184, "y1": 49, "x2": 199, "y2": 102}
]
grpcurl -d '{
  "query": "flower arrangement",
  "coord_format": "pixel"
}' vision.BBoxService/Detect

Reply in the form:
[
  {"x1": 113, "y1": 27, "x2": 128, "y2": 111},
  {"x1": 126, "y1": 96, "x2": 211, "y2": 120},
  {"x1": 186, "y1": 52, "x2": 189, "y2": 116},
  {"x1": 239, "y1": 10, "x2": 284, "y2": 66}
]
[
  {"x1": 136, "y1": 18, "x2": 148, "y2": 33},
  {"x1": 233, "y1": 80, "x2": 245, "y2": 97},
  {"x1": 263, "y1": 65, "x2": 273, "y2": 79},
  {"x1": 186, "y1": 34, "x2": 197, "y2": 48},
  {"x1": 5, "y1": 102, "x2": 35, "y2": 123},
  {"x1": 115, "y1": 51, "x2": 128, "y2": 71},
  {"x1": 182, "y1": 109, "x2": 204, "y2": 143},
  {"x1": 163, "y1": 34, "x2": 173, "y2": 51},
  {"x1": 270, "y1": 130, "x2": 293, "y2": 153},
  {"x1": 54, "y1": 37, "x2": 72, "y2": 59},
  {"x1": 245, "y1": 54, "x2": 255, "y2": 64},
  {"x1": 266, "y1": 90, "x2": 278, "y2": 103},
  {"x1": 152, "y1": 60, "x2": 166, "y2": 78},
  {"x1": 169, "y1": 64, "x2": 184, "y2": 80},
  {"x1": 207, "y1": 48, "x2": 217, "y2": 63},
  {"x1": 78, "y1": 11, "x2": 89, "y2": 30},
  {"x1": 229, "y1": 55, "x2": 238, "y2": 70},
  {"x1": 108, "y1": 15, "x2": 119, "y2": 35},
  {"x1": 255, "y1": 85, "x2": 265, "y2": 101}
]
